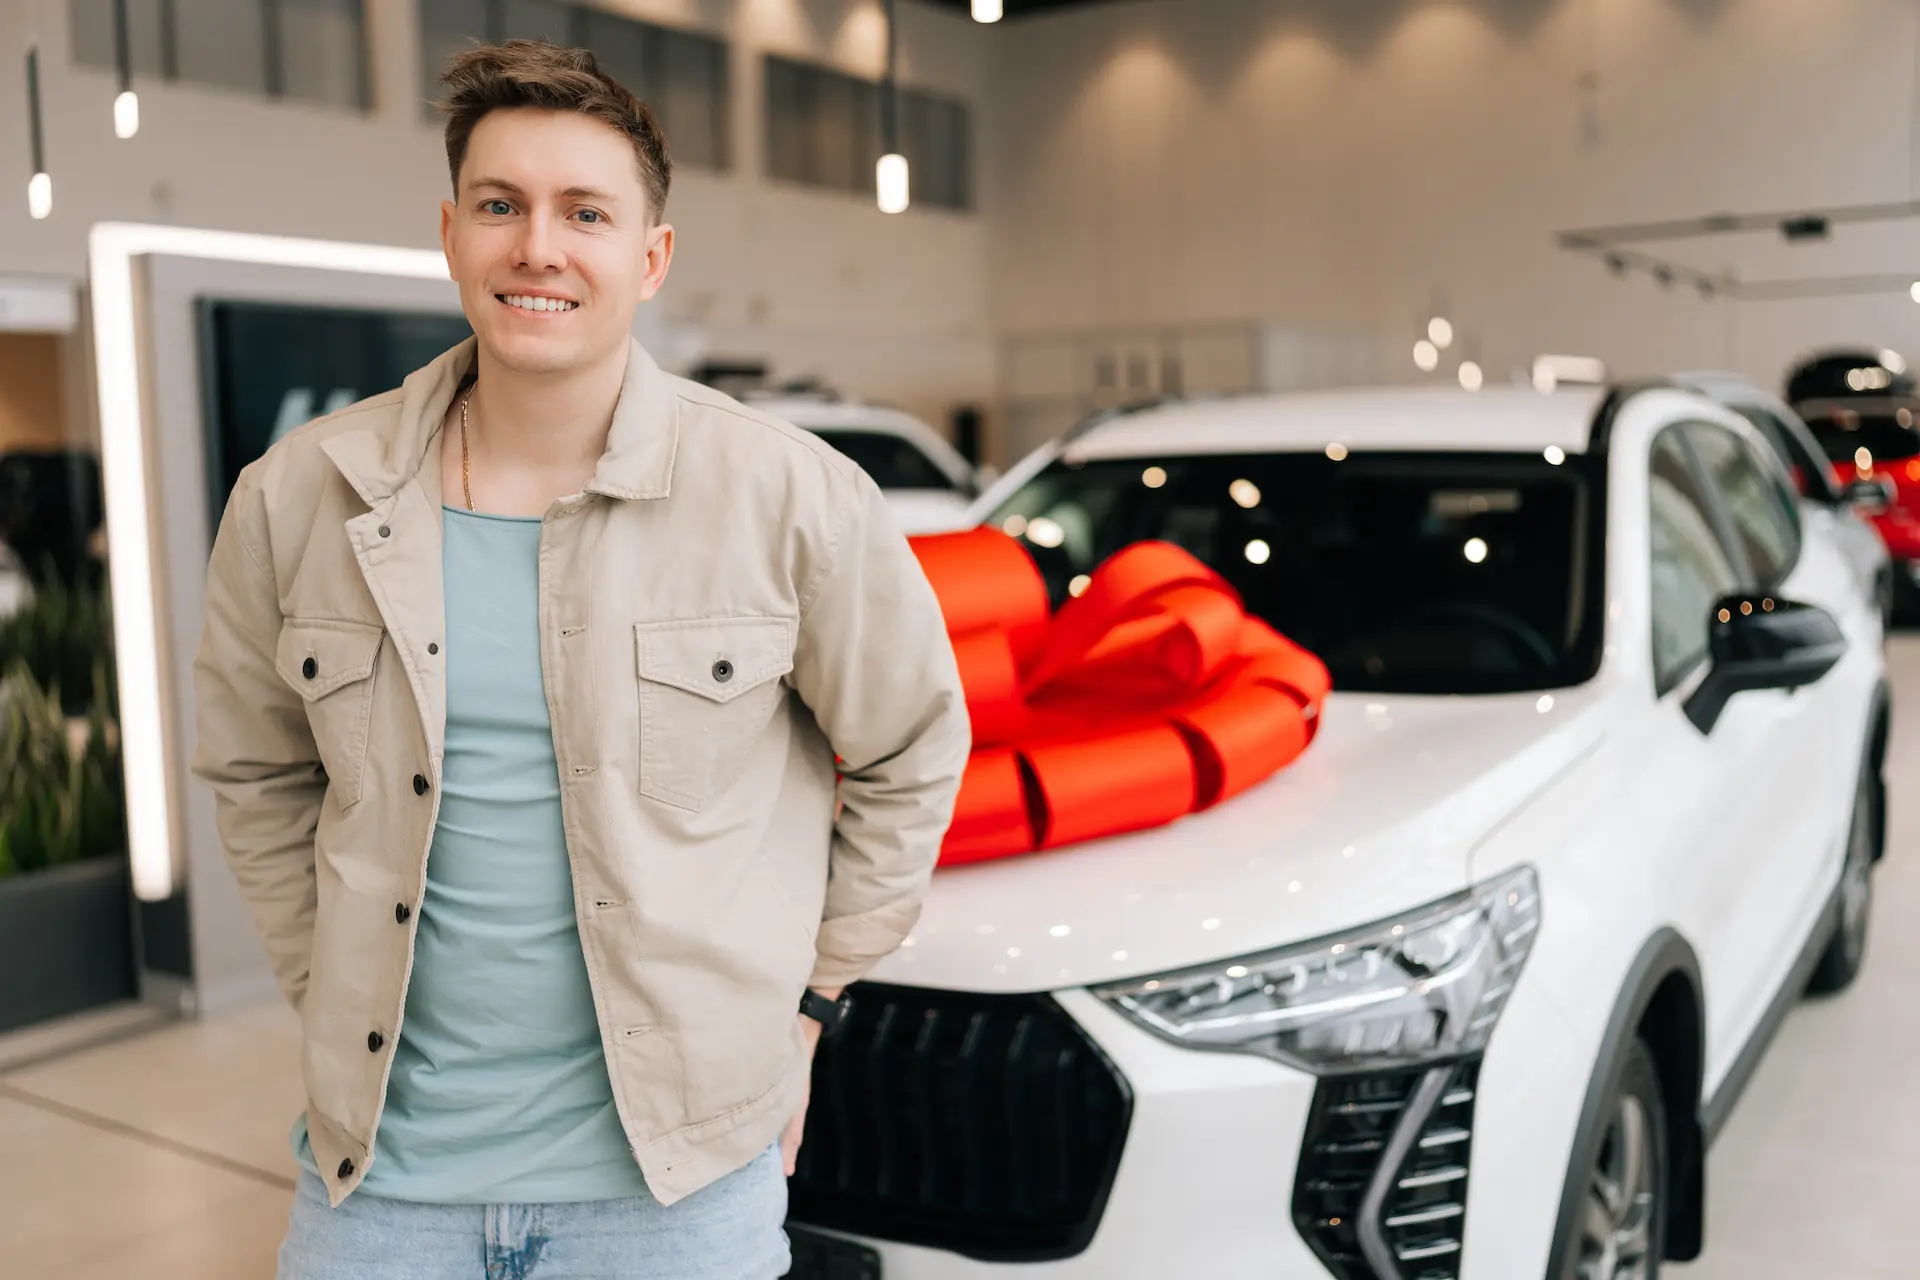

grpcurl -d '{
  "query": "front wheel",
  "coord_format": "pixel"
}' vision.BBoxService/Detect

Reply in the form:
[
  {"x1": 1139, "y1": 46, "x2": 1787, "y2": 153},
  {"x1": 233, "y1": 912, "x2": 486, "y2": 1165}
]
[{"x1": 1560, "y1": 1037, "x2": 1667, "y2": 1280}]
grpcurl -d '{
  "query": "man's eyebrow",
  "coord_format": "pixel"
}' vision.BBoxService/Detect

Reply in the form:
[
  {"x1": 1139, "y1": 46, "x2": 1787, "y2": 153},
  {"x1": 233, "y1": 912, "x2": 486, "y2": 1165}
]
[{"x1": 466, "y1": 177, "x2": 619, "y2": 203}]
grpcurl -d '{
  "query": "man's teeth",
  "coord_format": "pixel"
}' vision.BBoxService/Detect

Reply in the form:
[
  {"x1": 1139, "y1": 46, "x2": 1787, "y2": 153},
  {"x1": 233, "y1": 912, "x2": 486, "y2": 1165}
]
[{"x1": 501, "y1": 294, "x2": 579, "y2": 312}]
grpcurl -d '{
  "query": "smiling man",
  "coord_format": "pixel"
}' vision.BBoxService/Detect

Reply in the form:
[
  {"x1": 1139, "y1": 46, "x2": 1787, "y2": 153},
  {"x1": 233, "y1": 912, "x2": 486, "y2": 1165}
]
[{"x1": 192, "y1": 40, "x2": 969, "y2": 1279}]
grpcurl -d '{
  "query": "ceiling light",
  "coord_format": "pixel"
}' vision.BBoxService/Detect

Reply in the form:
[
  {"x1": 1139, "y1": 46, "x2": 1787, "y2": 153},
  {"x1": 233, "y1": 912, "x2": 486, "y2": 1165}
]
[
  {"x1": 1881, "y1": 349, "x2": 1907, "y2": 375},
  {"x1": 114, "y1": 90, "x2": 140, "y2": 140},
  {"x1": 1855, "y1": 446, "x2": 1873, "y2": 472},
  {"x1": 1464, "y1": 537, "x2": 1489, "y2": 563},
  {"x1": 1245, "y1": 539, "x2": 1271, "y2": 565},
  {"x1": 972, "y1": 0, "x2": 1004, "y2": 19},
  {"x1": 1911, "y1": 281, "x2": 1920, "y2": 304},
  {"x1": 1413, "y1": 339, "x2": 1440, "y2": 372},
  {"x1": 1458, "y1": 361, "x2": 1483, "y2": 391},
  {"x1": 27, "y1": 172, "x2": 51, "y2": 220},
  {"x1": 1325, "y1": 442, "x2": 1349, "y2": 461},
  {"x1": 1544, "y1": 446, "x2": 1566, "y2": 465},
  {"x1": 1428, "y1": 317, "x2": 1454, "y2": 350},
  {"x1": 25, "y1": 48, "x2": 50, "y2": 220},
  {"x1": 1229, "y1": 478, "x2": 1261, "y2": 508},
  {"x1": 1142, "y1": 465, "x2": 1167, "y2": 488},
  {"x1": 877, "y1": 154, "x2": 910, "y2": 214}
]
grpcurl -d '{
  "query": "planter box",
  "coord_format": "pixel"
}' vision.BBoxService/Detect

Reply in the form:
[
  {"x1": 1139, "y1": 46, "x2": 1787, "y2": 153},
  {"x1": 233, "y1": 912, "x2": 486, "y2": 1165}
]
[{"x1": 0, "y1": 857, "x2": 135, "y2": 1034}]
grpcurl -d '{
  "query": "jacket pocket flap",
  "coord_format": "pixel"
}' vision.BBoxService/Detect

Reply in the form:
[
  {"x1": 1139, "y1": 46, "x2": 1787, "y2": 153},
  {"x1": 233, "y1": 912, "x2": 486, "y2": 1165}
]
[
  {"x1": 276, "y1": 619, "x2": 384, "y2": 701},
  {"x1": 635, "y1": 616, "x2": 795, "y2": 704}
]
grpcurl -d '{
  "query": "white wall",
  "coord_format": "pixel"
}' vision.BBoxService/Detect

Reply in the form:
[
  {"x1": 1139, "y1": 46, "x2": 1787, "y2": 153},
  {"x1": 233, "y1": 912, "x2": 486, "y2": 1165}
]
[
  {"x1": 0, "y1": 0, "x2": 994, "y2": 428},
  {"x1": 984, "y1": 0, "x2": 1920, "y2": 437}
]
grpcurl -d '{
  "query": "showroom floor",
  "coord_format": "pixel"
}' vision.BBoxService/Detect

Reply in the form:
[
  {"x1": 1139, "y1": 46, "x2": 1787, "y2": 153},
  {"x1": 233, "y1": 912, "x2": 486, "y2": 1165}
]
[{"x1": 4, "y1": 639, "x2": 1918, "y2": 1279}]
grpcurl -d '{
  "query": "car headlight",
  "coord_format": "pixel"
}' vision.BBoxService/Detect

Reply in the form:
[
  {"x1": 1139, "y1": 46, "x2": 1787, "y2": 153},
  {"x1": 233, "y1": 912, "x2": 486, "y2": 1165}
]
[{"x1": 1093, "y1": 866, "x2": 1540, "y2": 1074}]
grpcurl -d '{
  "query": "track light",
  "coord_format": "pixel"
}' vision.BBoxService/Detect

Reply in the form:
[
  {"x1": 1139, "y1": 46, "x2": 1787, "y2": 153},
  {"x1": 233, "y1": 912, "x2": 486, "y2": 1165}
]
[
  {"x1": 114, "y1": 90, "x2": 141, "y2": 139},
  {"x1": 111, "y1": 0, "x2": 140, "y2": 138},
  {"x1": 972, "y1": 0, "x2": 1004, "y2": 19},
  {"x1": 877, "y1": 154, "x2": 910, "y2": 214},
  {"x1": 1428, "y1": 317, "x2": 1454, "y2": 349}
]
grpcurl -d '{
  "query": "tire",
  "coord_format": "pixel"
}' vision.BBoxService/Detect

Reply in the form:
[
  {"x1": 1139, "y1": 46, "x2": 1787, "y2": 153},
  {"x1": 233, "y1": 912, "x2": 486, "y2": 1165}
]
[
  {"x1": 1558, "y1": 1037, "x2": 1668, "y2": 1280},
  {"x1": 1807, "y1": 767, "x2": 1876, "y2": 994}
]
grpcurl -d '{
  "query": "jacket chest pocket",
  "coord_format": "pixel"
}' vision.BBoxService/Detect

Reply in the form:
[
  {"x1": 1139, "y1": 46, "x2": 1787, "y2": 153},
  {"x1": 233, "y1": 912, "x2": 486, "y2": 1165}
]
[
  {"x1": 634, "y1": 616, "x2": 796, "y2": 811},
  {"x1": 276, "y1": 619, "x2": 384, "y2": 810}
]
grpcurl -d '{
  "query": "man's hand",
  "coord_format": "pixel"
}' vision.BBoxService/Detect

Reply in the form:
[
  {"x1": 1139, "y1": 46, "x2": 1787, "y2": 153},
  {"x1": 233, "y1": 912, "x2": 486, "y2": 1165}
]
[{"x1": 782, "y1": 987, "x2": 839, "y2": 1176}]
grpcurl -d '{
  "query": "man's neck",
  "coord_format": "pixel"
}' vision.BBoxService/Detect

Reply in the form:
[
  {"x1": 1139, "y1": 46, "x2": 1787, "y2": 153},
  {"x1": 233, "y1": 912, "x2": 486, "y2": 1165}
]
[{"x1": 466, "y1": 340, "x2": 631, "y2": 472}]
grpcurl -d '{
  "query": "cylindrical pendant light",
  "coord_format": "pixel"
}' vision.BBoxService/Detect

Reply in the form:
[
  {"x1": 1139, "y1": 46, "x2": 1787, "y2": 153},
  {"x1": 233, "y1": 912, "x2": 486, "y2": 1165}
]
[
  {"x1": 877, "y1": 0, "x2": 908, "y2": 213},
  {"x1": 25, "y1": 49, "x2": 52, "y2": 219},
  {"x1": 111, "y1": 0, "x2": 140, "y2": 138},
  {"x1": 972, "y1": 0, "x2": 1004, "y2": 21}
]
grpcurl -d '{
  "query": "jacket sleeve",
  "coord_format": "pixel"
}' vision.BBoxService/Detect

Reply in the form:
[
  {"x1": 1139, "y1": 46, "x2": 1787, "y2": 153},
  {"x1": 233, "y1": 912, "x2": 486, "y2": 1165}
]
[
  {"x1": 190, "y1": 469, "x2": 324, "y2": 1012},
  {"x1": 790, "y1": 470, "x2": 971, "y2": 990}
]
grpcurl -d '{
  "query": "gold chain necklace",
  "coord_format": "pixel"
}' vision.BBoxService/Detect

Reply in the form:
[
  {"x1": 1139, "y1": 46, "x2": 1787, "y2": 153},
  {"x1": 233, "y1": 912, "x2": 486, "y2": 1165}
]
[{"x1": 458, "y1": 384, "x2": 478, "y2": 513}]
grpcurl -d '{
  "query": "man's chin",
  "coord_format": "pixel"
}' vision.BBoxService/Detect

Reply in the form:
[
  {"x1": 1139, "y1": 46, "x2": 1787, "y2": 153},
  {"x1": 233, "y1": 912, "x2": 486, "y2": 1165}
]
[{"x1": 477, "y1": 332, "x2": 602, "y2": 378}]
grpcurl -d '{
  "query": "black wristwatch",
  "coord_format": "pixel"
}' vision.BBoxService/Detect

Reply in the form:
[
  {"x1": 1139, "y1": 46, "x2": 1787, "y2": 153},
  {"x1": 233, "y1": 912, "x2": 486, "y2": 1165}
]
[{"x1": 798, "y1": 988, "x2": 850, "y2": 1037}]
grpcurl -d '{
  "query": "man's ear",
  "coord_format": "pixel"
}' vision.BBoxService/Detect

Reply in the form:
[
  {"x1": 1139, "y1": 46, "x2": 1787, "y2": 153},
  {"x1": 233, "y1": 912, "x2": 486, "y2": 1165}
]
[
  {"x1": 440, "y1": 199, "x2": 458, "y2": 276},
  {"x1": 638, "y1": 223, "x2": 675, "y2": 303}
]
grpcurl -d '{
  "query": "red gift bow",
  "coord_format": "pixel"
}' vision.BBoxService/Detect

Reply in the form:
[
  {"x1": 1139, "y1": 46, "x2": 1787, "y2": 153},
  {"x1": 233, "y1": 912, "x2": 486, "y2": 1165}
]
[{"x1": 909, "y1": 527, "x2": 1331, "y2": 866}]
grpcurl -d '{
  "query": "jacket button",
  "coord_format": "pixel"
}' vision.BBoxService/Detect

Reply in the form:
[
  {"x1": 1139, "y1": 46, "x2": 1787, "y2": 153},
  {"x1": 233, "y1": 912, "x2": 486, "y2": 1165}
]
[
  {"x1": 396, "y1": 902, "x2": 411, "y2": 924},
  {"x1": 378, "y1": 525, "x2": 391, "y2": 538},
  {"x1": 428, "y1": 642, "x2": 439, "y2": 655},
  {"x1": 712, "y1": 658, "x2": 734, "y2": 683},
  {"x1": 301, "y1": 657, "x2": 317, "y2": 680},
  {"x1": 367, "y1": 1031, "x2": 384, "y2": 1053},
  {"x1": 337, "y1": 1158, "x2": 355, "y2": 1180},
  {"x1": 413, "y1": 774, "x2": 429, "y2": 795}
]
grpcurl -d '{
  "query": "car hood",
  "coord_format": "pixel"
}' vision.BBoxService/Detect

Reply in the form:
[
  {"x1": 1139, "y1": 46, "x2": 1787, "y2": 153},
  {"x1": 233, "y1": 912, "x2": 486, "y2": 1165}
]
[
  {"x1": 883, "y1": 490, "x2": 974, "y2": 535},
  {"x1": 869, "y1": 684, "x2": 1610, "y2": 994}
]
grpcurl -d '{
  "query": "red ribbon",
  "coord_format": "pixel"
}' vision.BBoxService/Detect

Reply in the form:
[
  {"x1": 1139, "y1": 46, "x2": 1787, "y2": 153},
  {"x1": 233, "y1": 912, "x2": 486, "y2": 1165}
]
[{"x1": 909, "y1": 528, "x2": 1331, "y2": 866}]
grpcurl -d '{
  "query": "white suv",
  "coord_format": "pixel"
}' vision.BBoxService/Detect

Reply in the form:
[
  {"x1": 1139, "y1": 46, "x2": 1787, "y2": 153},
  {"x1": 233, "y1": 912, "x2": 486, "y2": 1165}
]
[
  {"x1": 784, "y1": 385, "x2": 1889, "y2": 1280},
  {"x1": 748, "y1": 392, "x2": 983, "y2": 535}
]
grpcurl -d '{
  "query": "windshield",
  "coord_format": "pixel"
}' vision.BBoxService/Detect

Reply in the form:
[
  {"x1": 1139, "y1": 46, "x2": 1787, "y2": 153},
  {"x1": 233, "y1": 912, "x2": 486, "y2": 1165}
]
[
  {"x1": 1800, "y1": 404, "x2": 1920, "y2": 464},
  {"x1": 809, "y1": 429, "x2": 959, "y2": 491},
  {"x1": 986, "y1": 451, "x2": 1602, "y2": 695}
]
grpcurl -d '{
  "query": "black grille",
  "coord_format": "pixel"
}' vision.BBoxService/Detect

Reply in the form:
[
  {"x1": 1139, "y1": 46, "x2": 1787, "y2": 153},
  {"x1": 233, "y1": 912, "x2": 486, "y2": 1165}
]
[
  {"x1": 787, "y1": 982, "x2": 1132, "y2": 1261},
  {"x1": 1292, "y1": 1060, "x2": 1481, "y2": 1280}
]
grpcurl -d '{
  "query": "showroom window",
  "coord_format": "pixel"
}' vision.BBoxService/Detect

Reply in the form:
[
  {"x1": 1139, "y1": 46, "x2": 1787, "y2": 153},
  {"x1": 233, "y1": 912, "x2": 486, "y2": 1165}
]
[
  {"x1": 1649, "y1": 429, "x2": 1740, "y2": 695},
  {"x1": 764, "y1": 56, "x2": 972, "y2": 211},
  {"x1": 1683, "y1": 422, "x2": 1801, "y2": 589},
  {"x1": 69, "y1": 0, "x2": 370, "y2": 109},
  {"x1": 417, "y1": 0, "x2": 729, "y2": 170}
]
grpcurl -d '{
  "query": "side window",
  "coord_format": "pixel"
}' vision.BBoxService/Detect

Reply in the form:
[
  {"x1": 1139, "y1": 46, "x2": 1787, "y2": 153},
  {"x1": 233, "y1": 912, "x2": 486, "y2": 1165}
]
[
  {"x1": 1649, "y1": 430, "x2": 1740, "y2": 694},
  {"x1": 1730, "y1": 404, "x2": 1838, "y2": 503},
  {"x1": 1683, "y1": 422, "x2": 1801, "y2": 588}
]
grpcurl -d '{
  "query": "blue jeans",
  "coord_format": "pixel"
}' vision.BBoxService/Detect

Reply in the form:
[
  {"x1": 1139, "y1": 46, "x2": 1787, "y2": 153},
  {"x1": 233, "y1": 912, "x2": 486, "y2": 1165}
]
[{"x1": 277, "y1": 1143, "x2": 791, "y2": 1279}]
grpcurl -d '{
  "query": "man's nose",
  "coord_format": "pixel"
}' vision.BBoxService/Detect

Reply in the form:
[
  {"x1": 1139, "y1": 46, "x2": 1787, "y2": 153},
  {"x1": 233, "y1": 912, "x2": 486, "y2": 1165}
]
[{"x1": 514, "y1": 211, "x2": 566, "y2": 271}]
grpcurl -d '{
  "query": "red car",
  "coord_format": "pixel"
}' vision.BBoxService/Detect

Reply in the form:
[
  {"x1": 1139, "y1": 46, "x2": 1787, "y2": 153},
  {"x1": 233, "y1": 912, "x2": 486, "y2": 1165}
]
[{"x1": 1794, "y1": 395, "x2": 1920, "y2": 610}]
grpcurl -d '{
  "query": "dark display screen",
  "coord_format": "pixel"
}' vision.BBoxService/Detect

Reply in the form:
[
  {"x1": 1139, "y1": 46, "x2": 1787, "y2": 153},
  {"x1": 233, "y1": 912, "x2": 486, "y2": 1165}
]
[{"x1": 197, "y1": 299, "x2": 471, "y2": 531}]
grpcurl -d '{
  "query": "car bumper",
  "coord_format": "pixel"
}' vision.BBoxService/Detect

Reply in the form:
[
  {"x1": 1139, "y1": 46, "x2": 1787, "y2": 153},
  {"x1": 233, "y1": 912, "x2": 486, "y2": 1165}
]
[{"x1": 792, "y1": 983, "x2": 1591, "y2": 1279}]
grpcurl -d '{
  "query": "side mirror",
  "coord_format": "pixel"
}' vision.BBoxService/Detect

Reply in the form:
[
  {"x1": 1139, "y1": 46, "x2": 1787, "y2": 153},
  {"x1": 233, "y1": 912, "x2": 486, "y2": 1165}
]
[
  {"x1": 1684, "y1": 595, "x2": 1846, "y2": 733},
  {"x1": 1845, "y1": 475, "x2": 1895, "y2": 516}
]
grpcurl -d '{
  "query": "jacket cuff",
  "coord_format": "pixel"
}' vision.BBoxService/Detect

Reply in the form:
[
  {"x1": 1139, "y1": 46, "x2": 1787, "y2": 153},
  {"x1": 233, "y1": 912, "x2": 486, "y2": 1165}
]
[{"x1": 808, "y1": 896, "x2": 923, "y2": 989}]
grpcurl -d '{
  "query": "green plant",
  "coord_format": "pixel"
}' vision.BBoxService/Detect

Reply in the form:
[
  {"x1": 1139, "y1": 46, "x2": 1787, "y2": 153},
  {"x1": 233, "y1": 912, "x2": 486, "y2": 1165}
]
[
  {"x1": 0, "y1": 569, "x2": 115, "y2": 719},
  {"x1": 0, "y1": 658, "x2": 124, "y2": 879}
]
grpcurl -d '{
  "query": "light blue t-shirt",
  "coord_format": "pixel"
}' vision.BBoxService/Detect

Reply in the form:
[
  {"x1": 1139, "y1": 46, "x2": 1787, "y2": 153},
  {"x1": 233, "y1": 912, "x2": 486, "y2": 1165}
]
[{"x1": 296, "y1": 507, "x2": 646, "y2": 1203}]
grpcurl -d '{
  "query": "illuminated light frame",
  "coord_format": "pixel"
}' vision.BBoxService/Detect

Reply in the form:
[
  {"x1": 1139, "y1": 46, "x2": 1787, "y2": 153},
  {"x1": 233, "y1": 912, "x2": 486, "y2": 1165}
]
[{"x1": 89, "y1": 223, "x2": 449, "y2": 901}]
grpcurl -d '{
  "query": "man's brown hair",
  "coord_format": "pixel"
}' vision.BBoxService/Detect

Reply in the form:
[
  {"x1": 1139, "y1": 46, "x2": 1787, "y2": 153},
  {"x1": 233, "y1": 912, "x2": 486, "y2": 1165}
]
[{"x1": 438, "y1": 39, "x2": 672, "y2": 218}]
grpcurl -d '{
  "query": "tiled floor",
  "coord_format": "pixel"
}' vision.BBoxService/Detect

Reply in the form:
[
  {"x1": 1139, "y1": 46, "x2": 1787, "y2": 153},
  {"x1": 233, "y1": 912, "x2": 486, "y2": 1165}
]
[{"x1": 6, "y1": 637, "x2": 1919, "y2": 1278}]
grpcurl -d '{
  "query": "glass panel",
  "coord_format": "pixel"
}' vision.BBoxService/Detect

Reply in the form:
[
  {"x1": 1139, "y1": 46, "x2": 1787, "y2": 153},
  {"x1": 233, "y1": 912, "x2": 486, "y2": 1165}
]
[
  {"x1": 655, "y1": 29, "x2": 726, "y2": 170},
  {"x1": 1685, "y1": 423, "x2": 1799, "y2": 588},
  {"x1": 173, "y1": 0, "x2": 269, "y2": 95},
  {"x1": 988, "y1": 450, "x2": 1598, "y2": 695},
  {"x1": 808, "y1": 430, "x2": 957, "y2": 491},
  {"x1": 1648, "y1": 431, "x2": 1739, "y2": 691},
  {"x1": 69, "y1": 0, "x2": 169, "y2": 76},
  {"x1": 764, "y1": 57, "x2": 810, "y2": 184},
  {"x1": 418, "y1": 0, "x2": 488, "y2": 119},
  {"x1": 579, "y1": 8, "x2": 648, "y2": 99},
  {"x1": 277, "y1": 0, "x2": 366, "y2": 107},
  {"x1": 498, "y1": 0, "x2": 577, "y2": 44}
]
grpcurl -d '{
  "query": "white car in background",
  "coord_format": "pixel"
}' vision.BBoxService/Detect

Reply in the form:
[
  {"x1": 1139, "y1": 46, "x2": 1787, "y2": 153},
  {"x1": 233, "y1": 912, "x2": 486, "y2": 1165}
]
[
  {"x1": 783, "y1": 386, "x2": 1889, "y2": 1280},
  {"x1": 1676, "y1": 371, "x2": 1895, "y2": 623},
  {"x1": 749, "y1": 392, "x2": 984, "y2": 534}
]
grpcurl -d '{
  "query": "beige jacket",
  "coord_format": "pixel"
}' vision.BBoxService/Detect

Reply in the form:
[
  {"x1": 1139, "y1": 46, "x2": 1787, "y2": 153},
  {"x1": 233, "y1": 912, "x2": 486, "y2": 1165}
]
[{"x1": 192, "y1": 338, "x2": 969, "y2": 1207}]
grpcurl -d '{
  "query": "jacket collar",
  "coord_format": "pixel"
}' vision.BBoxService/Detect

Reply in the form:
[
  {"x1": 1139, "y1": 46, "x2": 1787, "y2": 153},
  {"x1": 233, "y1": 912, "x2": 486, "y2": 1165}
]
[{"x1": 321, "y1": 335, "x2": 681, "y2": 508}]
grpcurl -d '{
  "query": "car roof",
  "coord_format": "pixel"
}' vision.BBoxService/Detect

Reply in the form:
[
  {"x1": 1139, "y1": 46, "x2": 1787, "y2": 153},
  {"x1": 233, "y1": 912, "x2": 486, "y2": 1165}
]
[
  {"x1": 746, "y1": 396, "x2": 930, "y2": 436},
  {"x1": 1062, "y1": 385, "x2": 1613, "y2": 460}
]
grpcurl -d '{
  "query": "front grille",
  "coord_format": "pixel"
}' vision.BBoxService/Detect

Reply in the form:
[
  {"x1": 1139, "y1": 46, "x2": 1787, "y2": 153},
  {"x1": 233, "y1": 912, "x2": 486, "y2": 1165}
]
[
  {"x1": 788, "y1": 982, "x2": 1132, "y2": 1261},
  {"x1": 1292, "y1": 1060, "x2": 1481, "y2": 1280}
]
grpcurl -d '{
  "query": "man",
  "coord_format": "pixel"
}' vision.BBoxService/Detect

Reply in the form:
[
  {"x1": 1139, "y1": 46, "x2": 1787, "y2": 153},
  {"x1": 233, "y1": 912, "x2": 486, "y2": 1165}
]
[{"x1": 193, "y1": 40, "x2": 969, "y2": 1279}]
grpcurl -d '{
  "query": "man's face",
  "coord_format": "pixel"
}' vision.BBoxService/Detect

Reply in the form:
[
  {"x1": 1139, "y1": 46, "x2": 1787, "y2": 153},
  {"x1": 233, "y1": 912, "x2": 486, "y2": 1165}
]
[{"x1": 441, "y1": 107, "x2": 672, "y2": 377}]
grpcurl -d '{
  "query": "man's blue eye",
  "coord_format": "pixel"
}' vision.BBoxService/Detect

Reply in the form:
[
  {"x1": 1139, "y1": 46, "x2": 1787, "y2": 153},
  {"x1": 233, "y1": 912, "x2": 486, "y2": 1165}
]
[
  {"x1": 578, "y1": 209, "x2": 602, "y2": 224},
  {"x1": 484, "y1": 200, "x2": 511, "y2": 216}
]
